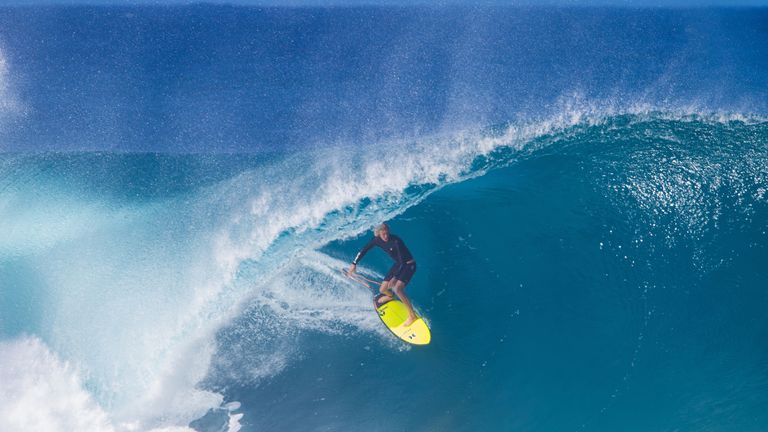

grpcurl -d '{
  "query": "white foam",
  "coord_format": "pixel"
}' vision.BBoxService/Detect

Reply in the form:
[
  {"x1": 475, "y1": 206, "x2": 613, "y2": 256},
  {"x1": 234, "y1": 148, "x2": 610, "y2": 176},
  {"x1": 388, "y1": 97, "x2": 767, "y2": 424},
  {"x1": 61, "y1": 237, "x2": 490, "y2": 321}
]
[
  {"x1": 0, "y1": 336, "x2": 230, "y2": 432},
  {"x1": 206, "y1": 251, "x2": 401, "y2": 386},
  {"x1": 0, "y1": 337, "x2": 115, "y2": 432},
  {"x1": 111, "y1": 335, "x2": 222, "y2": 430}
]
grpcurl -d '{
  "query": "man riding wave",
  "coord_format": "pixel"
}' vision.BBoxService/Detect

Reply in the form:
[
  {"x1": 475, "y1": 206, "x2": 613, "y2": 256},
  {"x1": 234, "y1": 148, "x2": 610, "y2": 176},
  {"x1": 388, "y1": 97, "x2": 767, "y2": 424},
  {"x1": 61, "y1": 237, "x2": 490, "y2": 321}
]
[{"x1": 348, "y1": 223, "x2": 419, "y2": 326}]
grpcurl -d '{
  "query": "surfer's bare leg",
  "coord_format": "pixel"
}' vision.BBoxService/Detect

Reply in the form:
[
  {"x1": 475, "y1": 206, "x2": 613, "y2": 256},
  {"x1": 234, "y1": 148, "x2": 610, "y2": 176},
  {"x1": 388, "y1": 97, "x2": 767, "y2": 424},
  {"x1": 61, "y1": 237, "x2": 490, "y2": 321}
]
[
  {"x1": 392, "y1": 280, "x2": 418, "y2": 326},
  {"x1": 378, "y1": 279, "x2": 394, "y2": 303}
]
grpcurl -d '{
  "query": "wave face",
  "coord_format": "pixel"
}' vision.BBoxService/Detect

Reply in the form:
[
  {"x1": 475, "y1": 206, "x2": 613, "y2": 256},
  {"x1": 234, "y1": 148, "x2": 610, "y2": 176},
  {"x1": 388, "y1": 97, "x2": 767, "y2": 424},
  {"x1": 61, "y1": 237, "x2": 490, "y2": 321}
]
[{"x1": 0, "y1": 5, "x2": 767, "y2": 432}]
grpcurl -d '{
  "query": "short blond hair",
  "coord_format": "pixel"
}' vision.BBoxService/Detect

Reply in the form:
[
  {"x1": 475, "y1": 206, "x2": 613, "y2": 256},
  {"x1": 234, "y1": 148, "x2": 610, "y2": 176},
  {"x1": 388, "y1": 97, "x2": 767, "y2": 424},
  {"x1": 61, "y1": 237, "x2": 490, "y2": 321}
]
[{"x1": 374, "y1": 223, "x2": 389, "y2": 235}]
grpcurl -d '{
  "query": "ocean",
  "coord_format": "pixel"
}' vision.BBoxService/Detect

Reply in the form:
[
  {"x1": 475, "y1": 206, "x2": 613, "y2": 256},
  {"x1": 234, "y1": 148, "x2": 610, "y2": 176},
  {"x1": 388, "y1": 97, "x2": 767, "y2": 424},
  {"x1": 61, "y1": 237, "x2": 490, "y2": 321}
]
[{"x1": 0, "y1": 5, "x2": 767, "y2": 432}]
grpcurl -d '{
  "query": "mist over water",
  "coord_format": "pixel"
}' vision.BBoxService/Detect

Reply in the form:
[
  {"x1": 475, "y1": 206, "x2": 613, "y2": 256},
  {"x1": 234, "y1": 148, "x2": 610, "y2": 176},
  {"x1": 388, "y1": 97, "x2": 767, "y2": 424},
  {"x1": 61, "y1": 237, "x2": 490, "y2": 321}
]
[
  {"x1": 1, "y1": 6, "x2": 767, "y2": 153},
  {"x1": 0, "y1": 5, "x2": 767, "y2": 432}
]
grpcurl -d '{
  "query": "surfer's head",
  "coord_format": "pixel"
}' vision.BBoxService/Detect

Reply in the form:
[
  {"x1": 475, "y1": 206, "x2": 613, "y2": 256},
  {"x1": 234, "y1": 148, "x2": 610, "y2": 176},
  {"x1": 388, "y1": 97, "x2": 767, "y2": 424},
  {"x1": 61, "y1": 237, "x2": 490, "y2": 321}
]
[{"x1": 375, "y1": 223, "x2": 390, "y2": 241}]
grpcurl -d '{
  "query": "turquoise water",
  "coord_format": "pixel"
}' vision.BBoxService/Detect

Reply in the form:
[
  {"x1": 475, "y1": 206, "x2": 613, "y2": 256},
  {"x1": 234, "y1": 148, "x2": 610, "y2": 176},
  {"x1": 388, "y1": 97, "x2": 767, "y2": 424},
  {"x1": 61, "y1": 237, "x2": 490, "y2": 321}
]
[
  {"x1": 206, "y1": 116, "x2": 768, "y2": 431},
  {"x1": 1, "y1": 5, "x2": 767, "y2": 432}
]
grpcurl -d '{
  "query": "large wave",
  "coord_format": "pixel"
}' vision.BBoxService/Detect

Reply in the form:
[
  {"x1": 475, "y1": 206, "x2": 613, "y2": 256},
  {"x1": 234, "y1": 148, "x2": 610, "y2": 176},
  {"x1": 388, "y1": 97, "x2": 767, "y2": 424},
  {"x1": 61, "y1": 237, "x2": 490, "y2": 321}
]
[
  {"x1": 1, "y1": 107, "x2": 766, "y2": 431},
  {"x1": 1, "y1": 4, "x2": 767, "y2": 431}
]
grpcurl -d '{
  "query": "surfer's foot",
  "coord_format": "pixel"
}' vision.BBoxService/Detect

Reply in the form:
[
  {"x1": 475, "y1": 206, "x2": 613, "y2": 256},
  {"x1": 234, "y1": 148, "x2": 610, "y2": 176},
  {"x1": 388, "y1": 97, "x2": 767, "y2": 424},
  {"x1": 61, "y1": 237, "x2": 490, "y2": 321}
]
[
  {"x1": 377, "y1": 295, "x2": 393, "y2": 305},
  {"x1": 403, "y1": 315, "x2": 418, "y2": 326}
]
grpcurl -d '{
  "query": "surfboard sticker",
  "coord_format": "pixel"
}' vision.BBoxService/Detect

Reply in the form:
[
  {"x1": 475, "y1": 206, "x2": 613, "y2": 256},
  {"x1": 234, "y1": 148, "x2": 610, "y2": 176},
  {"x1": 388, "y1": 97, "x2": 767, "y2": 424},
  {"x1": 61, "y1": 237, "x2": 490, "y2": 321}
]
[{"x1": 373, "y1": 294, "x2": 431, "y2": 345}]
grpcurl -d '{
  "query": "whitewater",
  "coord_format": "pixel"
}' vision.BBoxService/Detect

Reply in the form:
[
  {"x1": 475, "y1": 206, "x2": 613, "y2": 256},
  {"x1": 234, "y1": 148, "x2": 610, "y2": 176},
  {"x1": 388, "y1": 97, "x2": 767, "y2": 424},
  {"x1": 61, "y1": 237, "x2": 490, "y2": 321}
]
[{"x1": 1, "y1": 5, "x2": 767, "y2": 432}]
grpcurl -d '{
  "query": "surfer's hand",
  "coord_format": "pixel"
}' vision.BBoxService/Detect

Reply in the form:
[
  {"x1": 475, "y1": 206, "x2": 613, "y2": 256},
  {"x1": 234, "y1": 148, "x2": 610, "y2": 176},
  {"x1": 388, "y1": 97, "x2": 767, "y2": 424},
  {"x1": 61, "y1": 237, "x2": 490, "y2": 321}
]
[{"x1": 348, "y1": 264, "x2": 357, "y2": 274}]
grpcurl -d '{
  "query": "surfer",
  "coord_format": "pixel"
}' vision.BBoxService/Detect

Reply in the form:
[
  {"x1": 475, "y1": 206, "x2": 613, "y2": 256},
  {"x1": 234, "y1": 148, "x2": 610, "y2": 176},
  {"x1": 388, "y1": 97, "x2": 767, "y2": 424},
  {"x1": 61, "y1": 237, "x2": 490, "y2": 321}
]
[{"x1": 348, "y1": 223, "x2": 419, "y2": 326}]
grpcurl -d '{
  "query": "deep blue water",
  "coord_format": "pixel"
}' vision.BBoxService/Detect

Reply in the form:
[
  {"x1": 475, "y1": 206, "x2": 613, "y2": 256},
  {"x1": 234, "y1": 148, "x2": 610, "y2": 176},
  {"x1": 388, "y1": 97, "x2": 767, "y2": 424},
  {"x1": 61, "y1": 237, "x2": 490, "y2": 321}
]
[{"x1": 0, "y1": 5, "x2": 767, "y2": 432}]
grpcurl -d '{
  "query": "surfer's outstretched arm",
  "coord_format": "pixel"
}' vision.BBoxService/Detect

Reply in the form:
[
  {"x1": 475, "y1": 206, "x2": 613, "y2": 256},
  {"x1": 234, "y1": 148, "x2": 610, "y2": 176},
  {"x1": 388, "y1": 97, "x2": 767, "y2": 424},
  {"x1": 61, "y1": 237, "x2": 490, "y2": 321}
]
[
  {"x1": 349, "y1": 236, "x2": 377, "y2": 274},
  {"x1": 350, "y1": 237, "x2": 376, "y2": 271}
]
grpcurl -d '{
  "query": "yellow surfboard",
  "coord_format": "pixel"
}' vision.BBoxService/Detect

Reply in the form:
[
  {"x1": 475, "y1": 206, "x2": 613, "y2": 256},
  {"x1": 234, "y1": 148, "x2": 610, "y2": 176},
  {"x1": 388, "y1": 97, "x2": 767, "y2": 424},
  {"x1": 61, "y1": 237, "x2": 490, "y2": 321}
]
[{"x1": 373, "y1": 294, "x2": 431, "y2": 345}]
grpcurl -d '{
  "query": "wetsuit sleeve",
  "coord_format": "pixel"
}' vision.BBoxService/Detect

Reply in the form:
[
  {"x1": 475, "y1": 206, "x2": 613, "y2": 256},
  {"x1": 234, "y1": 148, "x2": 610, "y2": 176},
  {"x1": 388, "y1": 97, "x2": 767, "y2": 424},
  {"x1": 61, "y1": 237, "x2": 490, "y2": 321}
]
[
  {"x1": 352, "y1": 238, "x2": 376, "y2": 265},
  {"x1": 392, "y1": 237, "x2": 405, "y2": 273}
]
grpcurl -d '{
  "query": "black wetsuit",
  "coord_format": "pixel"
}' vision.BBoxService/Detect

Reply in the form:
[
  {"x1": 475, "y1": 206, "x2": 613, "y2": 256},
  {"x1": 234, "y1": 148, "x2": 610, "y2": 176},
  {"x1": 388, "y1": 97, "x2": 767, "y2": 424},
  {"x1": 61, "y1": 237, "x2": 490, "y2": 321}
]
[{"x1": 353, "y1": 234, "x2": 417, "y2": 284}]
